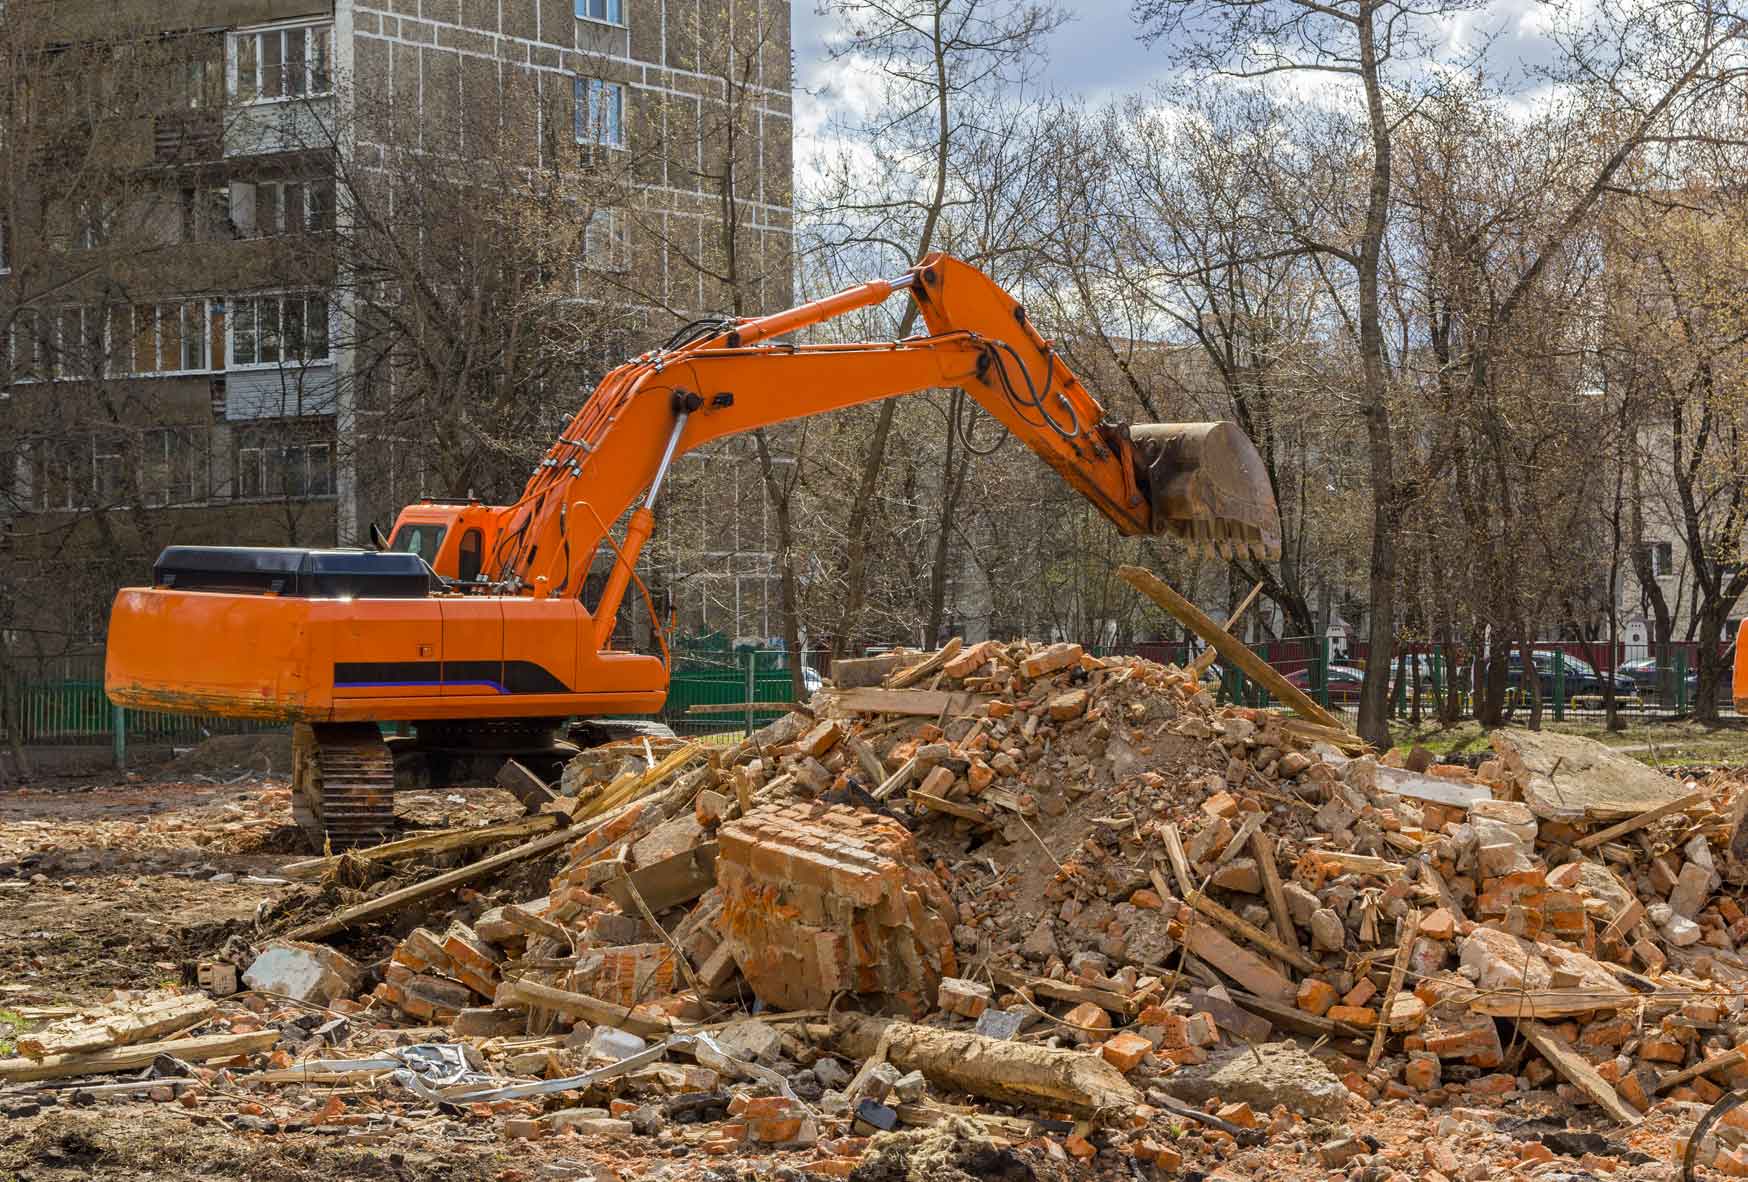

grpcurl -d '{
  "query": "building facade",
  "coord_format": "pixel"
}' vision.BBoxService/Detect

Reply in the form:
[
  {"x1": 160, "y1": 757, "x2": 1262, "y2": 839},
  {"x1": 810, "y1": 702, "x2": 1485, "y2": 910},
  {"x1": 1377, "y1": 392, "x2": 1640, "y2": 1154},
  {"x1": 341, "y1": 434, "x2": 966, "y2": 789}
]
[{"x1": 0, "y1": 0, "x2": 795, "y2": 669}]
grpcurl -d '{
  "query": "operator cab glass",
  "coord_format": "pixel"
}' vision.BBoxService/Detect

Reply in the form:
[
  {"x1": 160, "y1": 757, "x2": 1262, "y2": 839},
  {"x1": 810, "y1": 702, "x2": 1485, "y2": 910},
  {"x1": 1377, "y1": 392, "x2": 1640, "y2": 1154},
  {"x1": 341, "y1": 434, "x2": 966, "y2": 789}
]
[
  {"x1": 457, "y1": 528, "x2": 483, "y2": 582},
  {"x1": 390, "y1": 524, "x2": 447, "y2": 563}
]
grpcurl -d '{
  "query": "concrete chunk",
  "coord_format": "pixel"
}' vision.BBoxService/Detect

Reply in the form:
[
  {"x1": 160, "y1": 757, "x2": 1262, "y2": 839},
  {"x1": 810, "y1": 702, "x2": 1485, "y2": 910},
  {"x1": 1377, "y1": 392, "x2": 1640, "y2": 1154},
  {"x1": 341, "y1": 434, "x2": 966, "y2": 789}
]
[{"x1": 243, "y1": 939, "x2": 363, "y2": 1004}]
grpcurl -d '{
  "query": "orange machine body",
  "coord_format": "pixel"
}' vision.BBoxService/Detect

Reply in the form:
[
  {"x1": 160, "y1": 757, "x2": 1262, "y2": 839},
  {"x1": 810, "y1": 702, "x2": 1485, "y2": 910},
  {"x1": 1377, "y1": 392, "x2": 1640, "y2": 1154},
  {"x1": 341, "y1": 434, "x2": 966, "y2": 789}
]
[{"x1": 107, "y1": 253, "x2": 1281, "y2": 730}]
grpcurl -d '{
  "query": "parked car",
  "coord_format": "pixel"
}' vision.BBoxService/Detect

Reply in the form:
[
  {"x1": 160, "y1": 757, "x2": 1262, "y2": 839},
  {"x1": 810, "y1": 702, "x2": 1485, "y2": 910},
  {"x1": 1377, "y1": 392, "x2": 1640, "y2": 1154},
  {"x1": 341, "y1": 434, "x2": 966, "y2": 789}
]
[
  {"x1": 1618, "y1": 656, "x2": 1731, "y2": 701},
  {"x1": 1285, "y1": 664, "x2": 1367, "y2": 703},
  {"x1": 1466, "y1": 650, "x2": 1637, "y2": 699}
]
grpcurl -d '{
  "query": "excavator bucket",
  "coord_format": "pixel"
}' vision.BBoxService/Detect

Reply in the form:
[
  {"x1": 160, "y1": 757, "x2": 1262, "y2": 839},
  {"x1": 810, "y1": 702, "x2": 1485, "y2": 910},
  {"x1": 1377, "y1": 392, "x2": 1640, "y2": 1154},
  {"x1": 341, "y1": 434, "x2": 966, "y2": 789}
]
[{"x1": 1131, "y1": 422, "x2": 1282, "y2": 561}]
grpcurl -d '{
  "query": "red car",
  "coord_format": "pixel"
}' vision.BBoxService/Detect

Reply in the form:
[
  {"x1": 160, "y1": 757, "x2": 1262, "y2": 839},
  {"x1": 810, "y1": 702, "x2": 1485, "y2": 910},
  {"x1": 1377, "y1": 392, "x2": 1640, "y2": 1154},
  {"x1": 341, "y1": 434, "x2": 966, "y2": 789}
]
[{"x1": 1284, "y1": 664, "x2": 1367, "y2": 703}]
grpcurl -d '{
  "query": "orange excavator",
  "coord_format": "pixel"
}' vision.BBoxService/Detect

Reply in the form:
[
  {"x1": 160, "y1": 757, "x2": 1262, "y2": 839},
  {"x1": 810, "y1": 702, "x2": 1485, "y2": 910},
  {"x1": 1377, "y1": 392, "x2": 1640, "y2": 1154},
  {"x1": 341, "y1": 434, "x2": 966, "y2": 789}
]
[{"x1": 106, "y1": 253, "x2": 1281, "y2": 848}]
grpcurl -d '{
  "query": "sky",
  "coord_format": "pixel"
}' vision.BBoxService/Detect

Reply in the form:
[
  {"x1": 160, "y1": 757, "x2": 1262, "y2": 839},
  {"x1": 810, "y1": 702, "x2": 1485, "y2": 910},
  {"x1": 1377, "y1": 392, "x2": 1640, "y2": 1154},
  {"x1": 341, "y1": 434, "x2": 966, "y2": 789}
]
[{"x1": 791, "y1": 0, "x2": 1168, "y2": 113}]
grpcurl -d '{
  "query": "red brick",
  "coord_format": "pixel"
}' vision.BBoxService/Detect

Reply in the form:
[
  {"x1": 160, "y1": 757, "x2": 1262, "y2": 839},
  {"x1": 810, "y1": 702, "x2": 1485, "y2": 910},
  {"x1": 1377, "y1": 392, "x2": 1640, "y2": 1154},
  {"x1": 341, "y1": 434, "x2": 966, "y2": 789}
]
[
  {"x1": 1101, "y1": 1031, "x2": 1152, "y2": 1072},
  {"x1": 1297, "y1": 978, "x2": 1339, "y2": 1017}
]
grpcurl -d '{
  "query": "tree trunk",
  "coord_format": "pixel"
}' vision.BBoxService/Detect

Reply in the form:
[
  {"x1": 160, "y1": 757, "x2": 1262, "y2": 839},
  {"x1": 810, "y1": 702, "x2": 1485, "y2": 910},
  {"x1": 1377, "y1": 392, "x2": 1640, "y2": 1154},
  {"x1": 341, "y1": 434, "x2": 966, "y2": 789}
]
[
  {"x1": 1693, "y1": 603, "x2": 1729, "y2": 723},
  {"x1": 1352, "y1": 8, "x2": 1398, "y2": 750},
  {"x1": 925, "y1": 391, "x2": 972, "y2": 645},
  {"x1": 752, "y1": 430, "x2": 806, "y2": 703},
  {"x1": 1520, "y1": 636, "x2": 1543, "y2": 730}
]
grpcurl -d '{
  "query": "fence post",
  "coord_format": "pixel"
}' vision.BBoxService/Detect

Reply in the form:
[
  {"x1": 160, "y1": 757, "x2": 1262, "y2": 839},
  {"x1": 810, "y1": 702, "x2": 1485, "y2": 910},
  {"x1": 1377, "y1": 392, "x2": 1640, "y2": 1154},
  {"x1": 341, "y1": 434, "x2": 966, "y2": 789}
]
[
  {"x1": 743, "y1": 649, "x2": 756, "y2": 739},
  {"x1": 111, "y1": 702, "x2": 126, "y2": 769},
  {"x1": 1552, "y1": 650, "x2": 1565, "y2": 723},
  {"x1": 1677, "y1": 647, "x2": 1688, "y2": 714}
]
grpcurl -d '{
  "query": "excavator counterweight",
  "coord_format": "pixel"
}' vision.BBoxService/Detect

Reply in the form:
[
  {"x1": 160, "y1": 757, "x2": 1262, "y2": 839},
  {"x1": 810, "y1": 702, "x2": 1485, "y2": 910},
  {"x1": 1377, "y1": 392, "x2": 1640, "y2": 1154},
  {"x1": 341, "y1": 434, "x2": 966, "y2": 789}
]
[{"x1": 106, "y1": 253, "x2": 1281, "y2": 849}]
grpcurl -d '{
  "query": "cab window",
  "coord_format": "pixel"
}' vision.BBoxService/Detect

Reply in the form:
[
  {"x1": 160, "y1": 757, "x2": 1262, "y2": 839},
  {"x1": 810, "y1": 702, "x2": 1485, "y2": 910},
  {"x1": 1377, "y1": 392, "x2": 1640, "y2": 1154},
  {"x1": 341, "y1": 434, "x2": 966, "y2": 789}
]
[
  {"x1": 457, "y1": 528, "x2": 483, "y2": 582},
  {"x1": 390, "y1": 524, "x2": 447, "y2": 564}
]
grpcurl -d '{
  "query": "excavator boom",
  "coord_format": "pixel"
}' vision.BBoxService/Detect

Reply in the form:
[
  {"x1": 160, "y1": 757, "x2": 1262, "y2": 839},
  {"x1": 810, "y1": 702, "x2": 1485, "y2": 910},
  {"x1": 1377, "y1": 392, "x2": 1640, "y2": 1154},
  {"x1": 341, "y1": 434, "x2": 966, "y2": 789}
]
[{"x1": 106, "y1": 253, "x2": 1282, "y2": 848}]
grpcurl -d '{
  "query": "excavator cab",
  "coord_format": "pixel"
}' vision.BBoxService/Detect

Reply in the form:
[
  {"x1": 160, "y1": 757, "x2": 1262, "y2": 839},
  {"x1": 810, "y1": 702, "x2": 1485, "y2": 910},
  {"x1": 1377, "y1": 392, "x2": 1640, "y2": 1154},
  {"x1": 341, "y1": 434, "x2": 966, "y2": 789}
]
[{"x1": 384, "y1": 500, "x2": 502, "y2": 585}]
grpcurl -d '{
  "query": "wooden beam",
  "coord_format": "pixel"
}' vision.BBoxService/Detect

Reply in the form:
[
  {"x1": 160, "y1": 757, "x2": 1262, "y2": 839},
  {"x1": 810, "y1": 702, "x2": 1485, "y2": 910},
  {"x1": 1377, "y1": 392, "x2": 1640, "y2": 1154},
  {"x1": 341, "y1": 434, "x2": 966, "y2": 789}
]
[
  {"x1": 872, "y1": 755, "x2": 920, "y2": 802},
  {"x1": 1184, "y1": 890, "x2": 1321, "y2": 975},
  {"x1": 1188, "y1": 582, "x2": 1265, "y2": 677},
  {"x1": 827, "y1": 687, "x2": 992, "y2": 717},
  {"x1": 1159, "y1": 823, "x2": 1196, "y2": 896},
  {"x1": 909, "y1": 790, "x2": 992, "y2": 825},
  {"x1": 987, "y1": 967, "x2": 1140, "y2": 1017},
  {"x1": 1574, "y1": 791, "x2": 1706, "y2": 851},
  {"x1": 1368, "y1": 910, "x2": 1418, "y2": 1068},
  {"x1": 1117, "y1": 565, "x2": 1349, "y2": 732},
  {"x1": 1177, "y1": 912, "x2": 1297, "y2": 1002},
  {"x1": 288, "y1": 822, "x2": 580, "y2": 940},
  {"x1": 1519, "y1": 1020, "x2": 1641, "y2": 1124},
  {"x1": 1249, "y1": 829, "x2": 1303, "y2": 963},
  {"x1": 0, "y1": 1030, "x2": 279, "y2": 1083},
  {"x1": 18, "y1": 995, "x2": 215, "y2": 1059},
  {"x1": 1656, "y1": 1047, "x2": 1748, "y2": 1094},
  {"x1": 886, "y1": 638, "x2": 963, "y2": 689},
  {"x1": 1468, "y1": 989, "x2": 1642, "y2": 1019},
  {"x1": 496, "y1": 977, "x2": 673, "y2": 1037},
  {"x1": 282, "y1": 814, "x2": 565, "y2": 878}
]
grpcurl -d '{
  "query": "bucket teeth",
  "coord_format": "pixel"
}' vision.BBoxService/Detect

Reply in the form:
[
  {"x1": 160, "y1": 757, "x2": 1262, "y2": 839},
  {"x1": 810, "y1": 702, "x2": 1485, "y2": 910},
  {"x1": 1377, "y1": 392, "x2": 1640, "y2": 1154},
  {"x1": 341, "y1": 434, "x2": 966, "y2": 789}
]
[{"x1": 1165, "y1": 519, "x2": 1282, "y2": 563}]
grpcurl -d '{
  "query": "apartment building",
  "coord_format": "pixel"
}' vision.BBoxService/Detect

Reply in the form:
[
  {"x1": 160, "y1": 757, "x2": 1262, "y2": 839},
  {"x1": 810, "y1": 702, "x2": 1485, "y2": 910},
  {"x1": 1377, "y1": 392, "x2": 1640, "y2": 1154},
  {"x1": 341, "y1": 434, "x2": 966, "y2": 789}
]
[{"x1": 0, "y1": 0, "x2": 795, "y2": 662}]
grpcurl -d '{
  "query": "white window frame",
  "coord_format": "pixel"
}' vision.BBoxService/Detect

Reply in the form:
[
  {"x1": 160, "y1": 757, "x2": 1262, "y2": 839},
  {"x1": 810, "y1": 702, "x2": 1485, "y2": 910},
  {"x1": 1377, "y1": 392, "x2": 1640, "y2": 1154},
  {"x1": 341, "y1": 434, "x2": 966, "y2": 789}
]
[
  {"x1": 140, "y1": 426, "x2": 210, "y2": 507},
  {"x1": 228, "y1": 21, "x2": 335, "y2": 105},
  {"x1": 575, "y1": 0, "x2": 625, "y2": 25},
  {"x1": 227, "y1": 292, "x2": 332, "y2": 370},
  {"x1": 574, "y1": 78, "x2": 625, "y2": 148},
  {"x1": 52, "y1": 305, "x2": 106, "y2": 381},
  {"x1": 126, "y1": 299, "x2": 219, "y2": 377},
  {"x1": 234, "y1": 178, "x2": 335, "y2": 238},
  {"x1": 233, "y1": 432, "x2": 335, "y2": 501}
]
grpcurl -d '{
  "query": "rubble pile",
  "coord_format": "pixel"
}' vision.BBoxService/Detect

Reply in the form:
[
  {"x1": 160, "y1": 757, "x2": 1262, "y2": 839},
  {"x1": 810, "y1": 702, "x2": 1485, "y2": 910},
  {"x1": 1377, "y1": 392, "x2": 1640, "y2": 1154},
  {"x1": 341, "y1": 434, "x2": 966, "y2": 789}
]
[{"x1": 12, "y1": 634, "x2": 1748, "y2": 1179}]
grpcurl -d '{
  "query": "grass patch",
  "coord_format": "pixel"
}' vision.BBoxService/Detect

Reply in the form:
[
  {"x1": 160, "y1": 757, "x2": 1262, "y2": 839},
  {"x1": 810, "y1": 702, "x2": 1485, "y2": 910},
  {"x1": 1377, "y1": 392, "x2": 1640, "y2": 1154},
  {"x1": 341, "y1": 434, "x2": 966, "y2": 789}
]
[
  {"x1": 1388, "y1": 717, "x2": 1748, "y2": 767},
  {"x1": 0, "y1": 1010, "x2": 22, "y2": 1056}
]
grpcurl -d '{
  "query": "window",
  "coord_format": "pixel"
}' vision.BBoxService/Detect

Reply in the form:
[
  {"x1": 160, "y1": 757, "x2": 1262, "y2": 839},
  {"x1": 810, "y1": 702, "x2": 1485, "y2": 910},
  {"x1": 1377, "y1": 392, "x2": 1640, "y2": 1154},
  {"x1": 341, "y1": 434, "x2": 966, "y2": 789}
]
[
  {"x1": 74, "y1": 201, "x2": 109, "y2": 251},
  {"x1": 229, "y1": 294, "x2": 329, "y2": 366},
  {"x1": 575, "y1": 0, "x2": 624, "y2": 22},
  {"x1": 391, "y1": 523, "x2": 447, "y2": 562},
  {"x1": 51, "y1": 306, "x2": 106, "y2": 379},
  {"x1": 234, "y1": 432, "x2": 335, "y2": 500},
  {"x1": 231, "y1": 24, "x2": 334, "y2": 103},
  {"x1": 583, "y1": 208, "x2": 630, "y2": 272},
  {"x1": 129, "y1": 301, "x2": 215, "y2": 374},
  {"x1": 180, "y1": 187, "x2": 233, "y2": 242},
  {"x1": 457, "y1": 529, "x2": 483, "y2": 582},
  {"x1": 574, "y1": 78, "x2": 625, "y2": 147},
  {"x1": 233, "y1": 179, "x2": 335, "y2": 237},
  {"x1": 139, "y1": 427, "x2": 210, "y2": 506},
  {"x1": 1642, "y1": 541, "x2": 1675, "y2": 577}
]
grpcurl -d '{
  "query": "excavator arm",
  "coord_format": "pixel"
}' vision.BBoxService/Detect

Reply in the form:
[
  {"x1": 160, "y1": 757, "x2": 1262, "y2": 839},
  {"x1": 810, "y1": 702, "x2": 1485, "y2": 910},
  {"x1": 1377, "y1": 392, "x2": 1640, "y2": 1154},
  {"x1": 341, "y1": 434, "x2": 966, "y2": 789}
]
[
  {"x1": 488, "y1": 253, "x2": 1280, "y2": 636},
  {"x1": 105, "y1": 252, "x2": 1281, "y2": 850}
]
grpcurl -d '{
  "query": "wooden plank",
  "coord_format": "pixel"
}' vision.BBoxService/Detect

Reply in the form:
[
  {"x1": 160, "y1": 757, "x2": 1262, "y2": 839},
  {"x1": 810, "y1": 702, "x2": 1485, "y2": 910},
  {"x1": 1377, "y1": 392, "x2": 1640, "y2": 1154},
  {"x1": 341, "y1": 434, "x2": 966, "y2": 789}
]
[
  {"x1": 847, "y1": 735, "x2": 888, "y2": 785},
  {"x1": 1248, "y1": 829, "x2": 1303, "y2": 963},
  {"x1": 496, "y1": 977, "x2": 673, "y2": 1037},
  {"x1": 1178, "y1": 911, "x2": 1296, "y2": 1002},
  {"x1": 1468, "y1": 989, "x2": 1644, "y2": 1019},
  {"x1": 0, "y1": 1030, "x2": 279, "y2": 1083},
  {"x1": 1116, "y1": 565, "x2": 1349, "y2": 732},
  {"x1": 282, "y1": 814, "x2": 565, "y2": 878},
  {"x1": 19, "y1": 995, "x2": 215, "y2": 1059},
  {"x1": 1519, "y1": 1020, "x2": 1641, "y2": 1124},
  {"x1": 886, "y1": 638, "x2": 963, "y2": 689},
  {"x1": 1215, "y1": 813, "x2": 1267, "y2": 868},
  {"x1": 1185, "y1": 890, "x2": 1321, "y2": 975},
  {"x1": 1188, "y1": 582, "x2": 1265, "y2": 677},
  {"x1": 1277, "y1": 718, "x2": 1370, "y2": 754},
  {"x1": 1575, "y1": 791, "x2": 1707, "y2": 851},
  {"x1": 289, "y1": 822, "x2": 581, "y2": 940},
  {"x1": 1368, "y1": 909, "x2": 1419, "y2": 1068},
  {"x1": 1225, "y1": 989, "x2": 1370, "y2": 1051},
  {"x1": 1182, "y1": 988, "x2": 1273, "y2": 1044},
  {"x1": 1160, "y1": 823, "x2": 1196, "y2": 896},
  {"x1": 1601, "y1": 900, "x2": 1648, "y2": 948},
  {"x1": 987, "y1": 967, "x2": 1140, "y2": 1017},
  {"x1": 909, "y1": 790, "x2": 992, "y2": 825},
  {"x1": 827, "y1": 688, "x2": 992, "y2": 717},
  {"x1": 872, "y1": 755, "x2": 919, "y2": 802},
  {"x1": 1655, "y1": 1047, "x2": 1747, "y2": 1094},
  {"x1": 684, "y1": 701, "x2": 804, "y2": 715},
  {"x1": 496, "y1": 759, "x2": 557, "y2": 812},
  {"x1": 1317, "y1": 852, "x2": 1407, "y2": 876}
]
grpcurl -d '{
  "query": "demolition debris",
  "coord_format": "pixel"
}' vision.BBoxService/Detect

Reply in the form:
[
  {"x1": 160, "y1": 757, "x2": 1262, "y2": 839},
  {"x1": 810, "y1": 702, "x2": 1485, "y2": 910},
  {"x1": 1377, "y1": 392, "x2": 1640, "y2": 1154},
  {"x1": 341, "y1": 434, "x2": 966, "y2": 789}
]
[{"x1": 11, "y1": 607, "x2": 1748, "y2": 1178}]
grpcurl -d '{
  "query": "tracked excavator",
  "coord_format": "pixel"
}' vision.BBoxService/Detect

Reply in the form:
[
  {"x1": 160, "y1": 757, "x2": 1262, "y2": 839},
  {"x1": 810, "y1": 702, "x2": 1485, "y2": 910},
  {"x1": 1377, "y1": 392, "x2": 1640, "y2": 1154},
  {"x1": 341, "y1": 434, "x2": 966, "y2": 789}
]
[{"x1": 105, "y1": 253, "x2": 1282, "y2": 849}]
